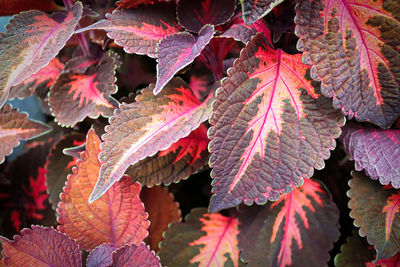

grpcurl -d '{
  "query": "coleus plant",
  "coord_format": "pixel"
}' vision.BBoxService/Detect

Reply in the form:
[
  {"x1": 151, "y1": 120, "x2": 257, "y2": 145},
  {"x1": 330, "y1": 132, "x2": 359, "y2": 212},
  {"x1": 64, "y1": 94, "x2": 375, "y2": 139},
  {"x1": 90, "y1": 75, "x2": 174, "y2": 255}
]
[{"x1": 0, "y1": 0, "x2": 399, "y2": 266}]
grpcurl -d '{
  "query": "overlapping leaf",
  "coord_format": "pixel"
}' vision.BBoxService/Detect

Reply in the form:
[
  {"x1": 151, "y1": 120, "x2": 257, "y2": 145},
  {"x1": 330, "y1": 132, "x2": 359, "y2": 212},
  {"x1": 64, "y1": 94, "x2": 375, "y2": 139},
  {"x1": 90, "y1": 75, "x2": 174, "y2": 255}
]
[
  {"x1": 140, "y1": 186, "x2": 181, "y2": 251},
  {"x1": 86, "y1": 244, "x2": 116, "y2": 267},
  {"x1": 115, "y1": 0, "x2": 164, "y2": 8},
  {"x1": 9, "y1": 58, "x2": 63, "y2": 100},
  {"x1": 348, "y1": 171, "x2": 400, "y2": 260},
  {"x1": 0, "y1": 0, "x2": 62, "y2": 15},
  {"x1": 90, "y1": 78, "x2": 214, "y2": 202},
  {"x1": 49, "y1": 51, "x2": 119, "y2": 127},
  {"x1": 0, "y1": 2, "x2": 82, "y2": 108},
  {"x1": 341, "y1": 123, "x2": 400, "y2": 188},
  {"x1": 177, "y1": 0, "x2": 236, "y2": 33},
  {"x1": 238, "y1": 179, "x2": 339, "y2": 267},
  {"x1": 0, "y1": 104, "x2": 51, "y2": 164},
  {"x1": 208, "y1": 33, "x2": 344, "y2": 212},
  {"x1": 0, "y1": 226, "x2": 81, "y2": 267},
  {"x1": 334, "y1": 232, "x2": 375, "y2": 267},
  {"x1": 240, "y1": 0, "x2": 285, "y2": 25},
  {"x1": 159, "y1": 208, "x2": 239, "y2": 266},
  {"x1": 76, "y1": 2, "x2": 180, "y2": 58},
  {"x1": 57, "y1": 129, "x2": 149, "y2": 251},
  {"x1": 112, "y1": 243, "x2": 161, "y2": 267},
  {"x1": 154, "y1": 24, "x2": 214, "y2": 94},
  {"x1": 126, "y1": 124, "x2": 209, "y2": 187},
  {"x1": 45, "y1": 132, "x2": 85, "y2": 209},
  {"x1": 295, "y1": 0, "x2": 400, "y2": 128}
]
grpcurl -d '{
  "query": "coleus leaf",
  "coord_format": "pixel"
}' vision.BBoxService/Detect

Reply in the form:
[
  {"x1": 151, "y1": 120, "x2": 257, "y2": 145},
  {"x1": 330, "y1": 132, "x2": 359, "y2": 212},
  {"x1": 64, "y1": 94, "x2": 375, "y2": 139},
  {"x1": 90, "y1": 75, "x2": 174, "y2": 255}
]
[
  {"x1": 45, "y1": 132, "x2": 85, "y2": 209},
  {"x1": 341, "y1": 123, "x2": 400, "y2": 188},
  {"x1": 177, "y1": 0, "x2": 236, "y2": 33},
  {"x1": 89, "y1": 78, "x2": 214, "y2": 203},
  {"x1": 238, "y1": 179, "x2": 340, "y2": 267},
  {"x1": 208, "y1": 33, "x2": 344, "y2": 212},
  {"x1": 295, "y1": 0, "x2": 400, "y2": 128},
  {"x1": 49, "y1": 51, "x2": 120, "y2": 127},
  {"x1": 0, "y1": 226, "x2": 81, "y2": 267},
  {"x1": 0, "y1": 104, "x2": 51, "y2": 164},
  {"x1": 368, "y1": 254, "x2": 400, "y2": 267},
  {"x1": 87, "y1": 243, "x2": 116, "y2": 267},
  {"x1": 154, "y1": 24, "x2": 214, "y2": 95},
  {"x1": 126, "y1": 124, "x2": 209, "y2": 187},
  {"x1": 112, "y1": 243, "x2": 161, "y2": 267},
  {"x1": 76, "y1": 2, "x2": 180, "y2": 58},
  {"x1": 334, "y1": 231, "x2": 375, "y2": 267},
  {"x1": 348, "y1": 171, "x2": 400, "y2": 260},
  {"x1": 240, "y1": 0, "x2": 285, "y2": 25},
  {"x1": 115, "y1": 0, "x2": 164, "y2": 9},
  {"x1": 8, "y1": 58, "x2": 63, "y2": 100},
  {"x1": 159, "y1": 208, "x2": 240, "y2": 266},
  {"x1": 0, "y1": 0, "x2": 62, "y2": 16},
  {"x1": 0, "y1": 2, "x2": 82, "y2": 108},
  {"x1": 140, "y1": 186, "x2": 181, "y2": 251},
  {"x1": 56, "y1": 129, "x2": 149, "y2": 251}
]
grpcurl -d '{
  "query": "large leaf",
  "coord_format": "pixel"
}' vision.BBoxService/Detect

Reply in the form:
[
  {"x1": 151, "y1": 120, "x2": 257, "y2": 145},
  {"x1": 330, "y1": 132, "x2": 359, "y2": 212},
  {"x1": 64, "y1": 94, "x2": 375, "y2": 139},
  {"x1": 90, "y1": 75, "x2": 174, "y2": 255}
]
[
  {"x1": 0, "y1": 3, "x2": 82, "y2": 108},
  {"x1": 0, "y1": 0, "x2": 62, "y2": 16},
  {"x1": 341, "y1": 123, "x2": 400, "y2": 188},
  {"x1": 86, "y1": 244, "x2": 116, "y2": 267},
  {"x1": 177, "y1": 0, "x2": 236, "y2": 33},
  {"x1": 0, "y1": 226, "x2": 81, "y2": 267},
  {"x1": 112, "y1": 243, "x2": 161, "y2": 267},
  {"x1": 348, "y1": 171, "x2": 400, "y2": 260},
  {"x1": 9, "y1": 57, "x2": 63, "y2": 100},
  {"x1": 159, "y1": 208, "x2": 240, "y2": 267},
  {"x1": 295, "y1": 0, "x2": 400, "y2": 128},
  {"x1": 49, "y1": 51, "x2": 119, "y2": 127},
  {"x1": 76, "y1": 3, "x2": 180, "y2": 58},
  {"x1": 208, "y1": 33, "x2": 344, "y2": 212},
  {"x1": 45, "y1": 132, "x2": 85, "y2": 209},
  {"x1": 56, "y1": 129, "x2": 149, "y2": 251},
  {"x1": 154, "y1": 24, "x2": 214, "y2": 95},
  {"x1": 126, "y1": 124, "x2": 209, "y2": 187},
  {"x1": 240, "y1": 0, "x2": 285, "y2": 25},
  {"x1": 140, "y1": 186, "x2": 181, "y2": 251},
  {"x1": 238, "y1": 179, "x2": 339, "y2": 266},
  {"x1": 89, "y1": 78, "x2": 214, "y2": 203},
  {"x1": 0, "y1": 104, "x2": 51, "y2": 164}
]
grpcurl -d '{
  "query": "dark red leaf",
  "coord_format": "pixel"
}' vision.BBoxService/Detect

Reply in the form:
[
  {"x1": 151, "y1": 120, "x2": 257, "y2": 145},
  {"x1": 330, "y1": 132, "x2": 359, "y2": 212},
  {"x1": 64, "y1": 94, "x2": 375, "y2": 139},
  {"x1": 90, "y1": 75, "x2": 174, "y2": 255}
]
[
  {"x1": 0, "y1": 0, "x2": 62, "y2": 15},
  {"x1": 116, "y1": 0, "x2": 164, "y2": 8},
  {"x1": 112, "y1": 243, "x2": 161, "y2": 267},
  {"x1": 240, "y1": 0, "x2": 285, "y2": 25}
]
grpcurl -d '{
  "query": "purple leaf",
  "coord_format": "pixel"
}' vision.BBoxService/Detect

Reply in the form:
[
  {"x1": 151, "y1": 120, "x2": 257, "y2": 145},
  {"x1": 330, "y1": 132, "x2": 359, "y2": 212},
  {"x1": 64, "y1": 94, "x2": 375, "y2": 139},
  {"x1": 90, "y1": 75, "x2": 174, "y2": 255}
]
[
  {"x1": 87, "y1": 243, "x2": 117, "y2": 267},
  {"x1": 112, "y1": 243, "x2": 161, "y2": 267}
]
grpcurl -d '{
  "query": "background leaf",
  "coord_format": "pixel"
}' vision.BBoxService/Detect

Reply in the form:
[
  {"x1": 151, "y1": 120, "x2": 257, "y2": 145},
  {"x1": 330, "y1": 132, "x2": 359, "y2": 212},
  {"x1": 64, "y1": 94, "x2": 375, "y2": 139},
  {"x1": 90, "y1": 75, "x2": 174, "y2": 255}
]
[
  {"x1": 240, "y1": 0, "x2": 285, "y2": 25},
  {"x1": 0, "y1": 0, "x2": 62, "y2": 16}
]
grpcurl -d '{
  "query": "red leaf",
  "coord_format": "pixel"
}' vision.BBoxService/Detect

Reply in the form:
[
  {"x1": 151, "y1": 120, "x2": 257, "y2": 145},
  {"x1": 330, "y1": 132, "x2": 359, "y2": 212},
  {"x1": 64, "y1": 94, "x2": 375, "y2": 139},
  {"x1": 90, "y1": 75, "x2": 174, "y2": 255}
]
[
  {"x1": 112, "y1": 243, "x2": 161, "y2": 267},
  {"x1": 0, "y1": 3, "x2": 82, "y2": 108},
  {"x1": 238, "y1": 179, "x2": 339, "y2": 266},
  {"x1": 240, "y1": 0, "x2": 285, "y2": 25},
  {"x1": 77, "y1": 2, "x2": 180, "y2": 58},
  {"x1": 367, "y1": 254, "x2": 400, "y2": 267},
  {"x1": 90, "y1": 78, "x2": 213, "y2": 202},
  {"x1": 0, "y1": 0, "x2": 62, "y2": 15},
  {"x1": 177, "y1": 0, "x2": 236, "y2": 33},
  {"x1": 9, "y1": 58, "x2": 63, "y2": 100},
  {"x1": 0, "y1": 104, "x2": 51, "y2": 163},
  {"x1": 341, "y1": 123, "x2": 400, "y2": 188},
  {"x1": 154, "y1": 24, "x2": 214, "y2": 94},
  {"x1": 295, "y1": 0, "x2": 400, "y2": 128},
  {"x1": 0, "y1": 226, "x2": 81, "y2": 267},
  {"x1": 116, "y1": 0, "x2": 164, "y2": 9},
  {"x1": 22, "y1": 167, "x2": 48, "y2": 220},
  {"x1": 159, "y1": 208, "x2": 240, "y2": 266},
  {"x1": 49, "y1": 51, "x2": 119, "y2": 127},
  {"x1": 57, "y1": 129, "x2": 149, "y2": 251},
  {"x1": 208, "y1": 34, "x2": 344, "y2": 212}
]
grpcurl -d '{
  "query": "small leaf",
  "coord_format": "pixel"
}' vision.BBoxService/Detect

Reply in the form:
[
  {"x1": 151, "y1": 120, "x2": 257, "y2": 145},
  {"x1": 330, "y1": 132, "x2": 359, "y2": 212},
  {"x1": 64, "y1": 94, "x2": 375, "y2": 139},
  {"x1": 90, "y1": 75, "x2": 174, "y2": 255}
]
[
  {"x1": 208, "y1": 34, "x2": 344, "y2": 212},
  {"x1": 49, "y1": 51, "x2": 120, "y2": 127},
  {"x1": 57, "y1": 129, "x2": 149, "y2": 251},
  {"x1": 159, "y1": 208, "x2": 240, "y2": 267},
  {"x1": 76, "y1": 2, "x2": 180, "y2": 58},
  {"x1": 140, "y1": 186, "x2": 181, "y2": 251},
  {"x1": 0, "y1": 226, "x2": 81, "y2": 267},
  {"x1": 9, "y1": 58, "x2": 63, "y2": 100},
  {"x1": 112, "y1": 243, "x2": 161, "y2": 267},
  {"x1": 87, "y1": 243, "x2": 117, "y2": 267},
  {"x1": 0, "y1": 104, "x2": 51, "y2": 163},
  {"x1": 0, "y1": 0, "x2": 62, "y2": 15},
  {"x1": 348, "y1": 171, "x2": 400, "y2": 260},
  {"x1": 240, "y1": 0, "x2": 285, "y2": 25},
  {"x1": 45, "y1": 132, "x2": 85, "y2": 209},
  {"x1": 154, "y1": 24, "x2": 214, "y2": 94},
  {"x1": 90, "y1": 78, "x2": 213, "y2": 202},
  {"x1": 177, "y1": 0, "x2": 236, "y2": 33},
  {"x1": 126, "y1": 124, "x2": 209, "y2": 187},
  {"x1": 295, "y1": 0, "x2": 400, "y2": 128},
  {"x1": 341, "y1": 123, "x2": 400, "y2": 188},
  {"x1": 238, "y1": 179, "x2": 340, "y2": 267},
  {"x1": 0, "y1": 3, "x2": 82, "y2": 108}
]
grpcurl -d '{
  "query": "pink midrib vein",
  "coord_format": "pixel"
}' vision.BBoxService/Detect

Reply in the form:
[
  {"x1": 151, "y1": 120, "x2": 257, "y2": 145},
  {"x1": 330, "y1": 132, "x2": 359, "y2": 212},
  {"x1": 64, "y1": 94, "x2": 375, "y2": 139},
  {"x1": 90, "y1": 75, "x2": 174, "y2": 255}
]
[{"x1": 385, "y1": 196, "x2": 400, "y2": 241}]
